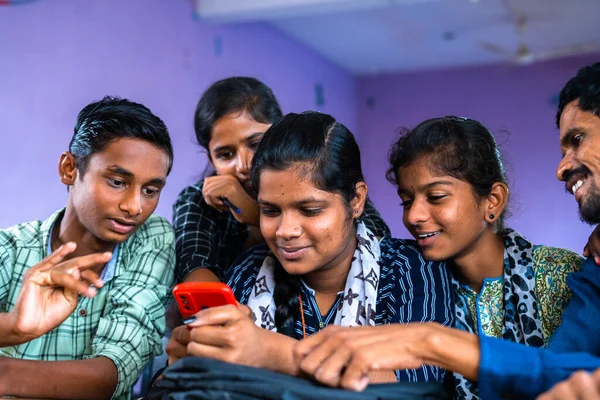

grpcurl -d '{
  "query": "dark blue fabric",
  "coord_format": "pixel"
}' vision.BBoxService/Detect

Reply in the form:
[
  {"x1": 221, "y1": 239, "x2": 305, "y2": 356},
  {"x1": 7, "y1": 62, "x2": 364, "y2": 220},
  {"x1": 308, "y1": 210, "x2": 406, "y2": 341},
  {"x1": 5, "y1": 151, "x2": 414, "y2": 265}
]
[
  {"x1": 225, "y1": 237, "x2": 454, "y2": 383},
  {"x1": 548, "y1": 257, "x2": 600, "y2": 354},
  {"x1": 478, "y1": 336, "x2": 600, "y2": 399},
  {"x1": 146, "y1": 357, "x2": 450, "y2": 400},
  {"x1": 478, "y1": 257, "x2": 600, "y2": 399}
]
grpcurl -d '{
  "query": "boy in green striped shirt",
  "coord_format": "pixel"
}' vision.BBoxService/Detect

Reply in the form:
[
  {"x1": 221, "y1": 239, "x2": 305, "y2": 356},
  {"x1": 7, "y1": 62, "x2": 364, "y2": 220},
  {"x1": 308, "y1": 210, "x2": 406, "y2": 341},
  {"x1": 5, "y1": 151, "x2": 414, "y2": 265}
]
[{"x1": 0, "y1": 96, "x2": 175, "y2": 399}]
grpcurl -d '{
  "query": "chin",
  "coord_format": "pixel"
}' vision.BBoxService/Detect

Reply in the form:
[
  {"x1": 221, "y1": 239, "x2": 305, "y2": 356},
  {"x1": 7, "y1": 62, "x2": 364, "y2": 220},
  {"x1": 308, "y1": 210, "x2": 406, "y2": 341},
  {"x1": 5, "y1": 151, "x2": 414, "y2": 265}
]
[
  {"x1": 278, "y1": 260, "x2": 315, "y2": 276},
  {"x1": 420, "y1": 248, "x2": 447, "y2": 262},
  {"x1": 99, "y1": 230, "x2": 132, "y2": 245},
  {"x1": 578, "y1": 193, "x2": 600, "y2": 225}
]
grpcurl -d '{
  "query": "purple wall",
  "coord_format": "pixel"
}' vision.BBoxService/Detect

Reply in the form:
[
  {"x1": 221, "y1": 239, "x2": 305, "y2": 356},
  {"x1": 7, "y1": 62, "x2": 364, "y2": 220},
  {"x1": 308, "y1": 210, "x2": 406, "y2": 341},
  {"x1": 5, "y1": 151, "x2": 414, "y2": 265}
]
[
  {"x1": 357, "y1": 55, "x2": 600, "y2": 253},
  {"x1": 0, "y1": 0, "x2": 356, "y2": 228},
  {"x1": 1, "y1": 0, "x2": 598, "y2": 254}
]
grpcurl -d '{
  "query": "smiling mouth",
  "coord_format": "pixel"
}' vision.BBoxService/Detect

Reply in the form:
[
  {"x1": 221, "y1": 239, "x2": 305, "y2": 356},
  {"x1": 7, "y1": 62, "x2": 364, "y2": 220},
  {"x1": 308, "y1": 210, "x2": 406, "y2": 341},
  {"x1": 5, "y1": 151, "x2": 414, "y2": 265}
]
[
  {"x1": 417, "y1": 231, "x2": 440, "y2": 239},
  {"x1": 278, "y1": 246, "x2": 309, "y2": 260},
  {"x1": 571, "y1": 177, "x2": 588, "y2": 196},
  {"x1": 414, "y1": 231, "x2": 441, "y2": 247}
]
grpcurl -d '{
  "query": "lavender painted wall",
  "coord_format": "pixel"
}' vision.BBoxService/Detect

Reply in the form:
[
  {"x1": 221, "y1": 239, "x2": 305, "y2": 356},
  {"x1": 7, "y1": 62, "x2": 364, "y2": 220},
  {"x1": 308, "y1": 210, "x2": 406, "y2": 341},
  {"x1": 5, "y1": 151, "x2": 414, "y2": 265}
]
[
  {"x1": 357, "y1": 55, "x2": 600, "y2": 253},
  {"x1": 0, "y1": 0, "x2": 356, "y2": 228}
]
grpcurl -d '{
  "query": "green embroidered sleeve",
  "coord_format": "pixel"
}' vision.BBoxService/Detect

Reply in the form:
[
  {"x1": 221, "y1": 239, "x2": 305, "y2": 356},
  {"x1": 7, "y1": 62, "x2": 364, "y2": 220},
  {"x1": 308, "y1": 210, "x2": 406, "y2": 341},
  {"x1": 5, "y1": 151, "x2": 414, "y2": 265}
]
[{"x1": 533, "y1": 245, "x2": 584, "y2": 345}]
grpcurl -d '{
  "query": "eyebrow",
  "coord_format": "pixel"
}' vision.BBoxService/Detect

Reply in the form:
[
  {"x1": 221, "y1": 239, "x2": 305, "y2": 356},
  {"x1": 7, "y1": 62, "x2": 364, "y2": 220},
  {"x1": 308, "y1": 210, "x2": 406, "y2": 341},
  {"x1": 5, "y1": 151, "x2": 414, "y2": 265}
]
[
  {"x1": 257, "y1": 197, "x2": 329, "y2": 206},
  {"x1": 245, "y1": 132, "x2": 264, "y2": 143},
  {"x1": 107, "y1": 165, "x2": 166, "y2": 186},
  {"x1": 212, "y1": 132, "x2": 265, "y2": 154},
  {"x1": 107, "y1": 165, "x2": 134, "y2": 178},
  {"x1": 397, "y1": 180, "x2": 454, "y2": 195}
]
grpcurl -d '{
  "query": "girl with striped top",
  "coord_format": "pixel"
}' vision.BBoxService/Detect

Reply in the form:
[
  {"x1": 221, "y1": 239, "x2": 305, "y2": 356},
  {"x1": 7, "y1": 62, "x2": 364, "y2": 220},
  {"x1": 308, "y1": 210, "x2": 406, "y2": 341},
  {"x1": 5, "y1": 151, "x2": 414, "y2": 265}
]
[{"x1": 166, "y1": 111, "x2": 453, "y2": 384}]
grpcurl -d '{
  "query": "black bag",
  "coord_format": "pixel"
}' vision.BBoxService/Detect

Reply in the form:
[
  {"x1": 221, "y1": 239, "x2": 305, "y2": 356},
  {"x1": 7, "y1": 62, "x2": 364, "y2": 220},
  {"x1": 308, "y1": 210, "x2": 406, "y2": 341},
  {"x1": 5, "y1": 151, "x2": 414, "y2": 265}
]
[{"x1": 145, "y1": 357, "x2": 450, "y2": 400}]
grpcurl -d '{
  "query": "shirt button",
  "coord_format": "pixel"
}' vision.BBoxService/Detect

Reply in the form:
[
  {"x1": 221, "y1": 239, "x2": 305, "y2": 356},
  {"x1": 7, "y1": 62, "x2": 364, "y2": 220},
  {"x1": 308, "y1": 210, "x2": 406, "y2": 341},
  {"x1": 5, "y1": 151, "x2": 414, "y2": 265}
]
[{"x1": 79, "y1": 309, "x2": 87, "y2": 317}]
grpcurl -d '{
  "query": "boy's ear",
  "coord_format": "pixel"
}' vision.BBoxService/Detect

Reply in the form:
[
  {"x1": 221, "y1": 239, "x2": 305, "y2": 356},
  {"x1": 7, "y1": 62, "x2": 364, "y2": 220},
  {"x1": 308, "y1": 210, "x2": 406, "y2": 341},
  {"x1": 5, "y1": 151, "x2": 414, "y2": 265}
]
[
  {"x1": 59, "y1": 152, "x2": 78, "y2": 185},
  {"x1": 351, "y1": 181, "x2": 368, "y2": 219}
]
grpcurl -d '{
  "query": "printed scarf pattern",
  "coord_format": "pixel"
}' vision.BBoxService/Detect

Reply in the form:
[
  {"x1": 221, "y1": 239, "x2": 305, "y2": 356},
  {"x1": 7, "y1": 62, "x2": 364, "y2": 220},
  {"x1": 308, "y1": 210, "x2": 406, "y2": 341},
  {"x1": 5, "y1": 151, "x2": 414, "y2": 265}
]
[
  {"x1": 247, "y1": 221, "x2": 381, "y2": 332},
  {"x1": 452, "y1": 229, "x2": 544, "y2": 399}
]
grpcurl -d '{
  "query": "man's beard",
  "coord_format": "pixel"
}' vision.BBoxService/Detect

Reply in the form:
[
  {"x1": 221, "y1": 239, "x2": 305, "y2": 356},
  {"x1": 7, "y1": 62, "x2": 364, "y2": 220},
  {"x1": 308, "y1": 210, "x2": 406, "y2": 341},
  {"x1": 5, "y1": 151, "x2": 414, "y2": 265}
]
[{"x1": 579, "y1": 182, "x2": 600, "y2": 224}]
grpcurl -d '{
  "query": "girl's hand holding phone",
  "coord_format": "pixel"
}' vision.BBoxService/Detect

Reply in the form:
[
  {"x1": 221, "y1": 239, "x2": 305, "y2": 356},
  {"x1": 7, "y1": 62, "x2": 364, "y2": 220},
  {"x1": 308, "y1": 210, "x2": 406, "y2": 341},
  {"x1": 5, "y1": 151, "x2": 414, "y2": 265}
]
[{"x1": 185, "y1": 304, "x2": 270, "y2": 368}]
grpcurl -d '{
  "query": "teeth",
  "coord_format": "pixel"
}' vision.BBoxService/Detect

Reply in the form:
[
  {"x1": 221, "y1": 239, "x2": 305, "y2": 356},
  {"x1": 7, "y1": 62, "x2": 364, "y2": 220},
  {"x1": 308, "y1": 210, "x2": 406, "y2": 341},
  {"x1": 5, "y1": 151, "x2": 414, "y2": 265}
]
[
  {"x1": 572, "y1": 179, "x2": 587, "y2": 194},
  {"x1": 418, "y1": 232, "x2": 438, "y2": 238}
]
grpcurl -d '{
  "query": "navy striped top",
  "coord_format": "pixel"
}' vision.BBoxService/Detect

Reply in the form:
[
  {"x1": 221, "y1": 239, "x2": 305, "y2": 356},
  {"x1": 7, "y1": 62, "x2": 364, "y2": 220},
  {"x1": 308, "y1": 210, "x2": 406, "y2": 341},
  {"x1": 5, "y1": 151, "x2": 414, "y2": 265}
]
[{"x1": 225, "y1": 236, "x2": 454, "y2": 383}]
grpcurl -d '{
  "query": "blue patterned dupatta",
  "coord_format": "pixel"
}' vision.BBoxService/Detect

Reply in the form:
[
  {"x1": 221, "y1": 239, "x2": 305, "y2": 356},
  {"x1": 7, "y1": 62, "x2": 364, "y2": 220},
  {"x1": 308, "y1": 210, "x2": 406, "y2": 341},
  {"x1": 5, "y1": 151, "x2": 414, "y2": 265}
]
[{"x1": 451, "y1": 229, "x2": 545, "y2": 399}]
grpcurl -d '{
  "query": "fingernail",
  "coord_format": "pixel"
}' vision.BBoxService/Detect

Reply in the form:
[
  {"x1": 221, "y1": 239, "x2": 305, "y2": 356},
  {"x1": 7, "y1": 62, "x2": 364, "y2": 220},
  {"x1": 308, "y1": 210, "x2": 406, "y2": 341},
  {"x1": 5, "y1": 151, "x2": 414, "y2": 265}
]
[
  {"x1": 182, "y1": 316, "x2": 197, "y2": 325},
  {"x1": 353, "y1": 376, "x2": 369, "y2": 391}
]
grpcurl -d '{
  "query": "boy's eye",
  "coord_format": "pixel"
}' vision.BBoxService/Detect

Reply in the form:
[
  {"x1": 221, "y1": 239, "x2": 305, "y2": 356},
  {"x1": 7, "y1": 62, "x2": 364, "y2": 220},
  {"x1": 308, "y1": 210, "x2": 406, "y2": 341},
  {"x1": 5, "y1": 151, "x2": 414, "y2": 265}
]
[
  {"x1": 108, "y1": 179, "x2": 125, "y2": 188},
  {"x1": 143, "y1": 187, "x2": 160, "y2": 197}
]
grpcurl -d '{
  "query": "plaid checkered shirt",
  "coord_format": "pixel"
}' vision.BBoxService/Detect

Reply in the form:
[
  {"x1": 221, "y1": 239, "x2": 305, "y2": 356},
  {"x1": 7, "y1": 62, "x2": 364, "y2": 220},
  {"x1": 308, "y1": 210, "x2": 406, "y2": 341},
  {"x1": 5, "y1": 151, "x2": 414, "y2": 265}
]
[{"x1": 0, "y1": 209, "x2": 175, "y2": 399}]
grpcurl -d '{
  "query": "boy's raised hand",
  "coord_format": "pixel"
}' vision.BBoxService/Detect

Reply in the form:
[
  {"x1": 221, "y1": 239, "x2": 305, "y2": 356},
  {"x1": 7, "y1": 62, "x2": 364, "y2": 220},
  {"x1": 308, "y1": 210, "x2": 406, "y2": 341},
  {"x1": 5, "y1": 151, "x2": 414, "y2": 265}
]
[{"x1": 4, "y1": 242, "x2": 111, "y2": 346}]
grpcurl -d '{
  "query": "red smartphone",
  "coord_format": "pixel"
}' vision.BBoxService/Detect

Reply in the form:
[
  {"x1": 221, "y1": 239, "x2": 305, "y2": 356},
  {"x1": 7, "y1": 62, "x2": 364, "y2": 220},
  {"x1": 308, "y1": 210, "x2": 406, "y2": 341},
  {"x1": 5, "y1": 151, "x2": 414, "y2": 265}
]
[{"x1": 172, "y1": 282, "x2": 238, "y2": 319}]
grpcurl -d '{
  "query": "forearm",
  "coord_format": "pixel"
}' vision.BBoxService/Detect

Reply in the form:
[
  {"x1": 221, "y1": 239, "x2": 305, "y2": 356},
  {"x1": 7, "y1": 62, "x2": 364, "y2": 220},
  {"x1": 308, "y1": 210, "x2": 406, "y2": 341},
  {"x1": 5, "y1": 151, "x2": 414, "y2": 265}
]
[
  {"x1": 184, "y1": 268, "x2": 221, "y2": 283},
  {"x1": 420, "y1": 323, "x2": 480, "y2": 381},
  {"x1": 479, "y1": 336, "x2": 600, "y2": 399},
  {"x1": 0, "y1": 356, "x2": 118, "y2": 399}
]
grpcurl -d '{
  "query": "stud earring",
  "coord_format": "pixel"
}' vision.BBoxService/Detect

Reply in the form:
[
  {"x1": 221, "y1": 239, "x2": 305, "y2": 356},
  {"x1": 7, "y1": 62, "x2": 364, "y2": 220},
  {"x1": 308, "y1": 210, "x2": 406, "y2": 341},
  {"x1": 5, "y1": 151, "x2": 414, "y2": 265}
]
[
  {"x1": 355, "y1": 210, "x2": 359, "y2": 213},
  {"x1": 489, "y1": 213, "x2": 495, "y2": 220}
]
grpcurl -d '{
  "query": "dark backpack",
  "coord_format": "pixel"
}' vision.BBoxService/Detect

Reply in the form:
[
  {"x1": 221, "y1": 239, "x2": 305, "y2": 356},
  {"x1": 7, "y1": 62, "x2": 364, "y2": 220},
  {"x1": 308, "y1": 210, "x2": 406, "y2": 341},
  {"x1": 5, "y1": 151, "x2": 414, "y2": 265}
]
[{"x1": 146, "y1": 357, "x2": 450, "y2": 400}]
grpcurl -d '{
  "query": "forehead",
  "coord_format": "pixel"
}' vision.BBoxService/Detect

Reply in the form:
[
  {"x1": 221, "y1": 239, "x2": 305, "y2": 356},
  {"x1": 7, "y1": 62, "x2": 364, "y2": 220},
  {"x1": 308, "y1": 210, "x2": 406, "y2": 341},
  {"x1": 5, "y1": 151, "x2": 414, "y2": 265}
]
[
  {"x1": 396, "y1": 158, "x2": 442, "y2": 183},
  {"x1": 86, "y1": 138, "x2": 170, "y2": 178},
  {"x1": 209, "y1": 111, "x2": 271, "y2": 147},
  {"x1": 396, "y1": 158, "x2": 468, "y2": 191},
  {"x1": 258, "y1": 168, "x2": 336, "y2": 202},
  {"x1": 559, "y1": 101, "x2": 600, "y2": 142}
]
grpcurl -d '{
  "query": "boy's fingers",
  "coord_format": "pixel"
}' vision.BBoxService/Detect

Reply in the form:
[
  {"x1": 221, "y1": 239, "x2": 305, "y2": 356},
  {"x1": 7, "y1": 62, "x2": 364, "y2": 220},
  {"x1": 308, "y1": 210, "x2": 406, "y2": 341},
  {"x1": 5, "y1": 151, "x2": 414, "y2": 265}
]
[
  {"x1": 49, "y1": 270, "x2": 97, "y2": 297},
  {"x1": 43, "y1": 242, "x2": 77, "y2": 267},
  {"x1": 63, "y1": 252, "x2": 113, "y2": 272},
  {"x1": 80, "y1": 269, "x2": 104, "y2": 288}
]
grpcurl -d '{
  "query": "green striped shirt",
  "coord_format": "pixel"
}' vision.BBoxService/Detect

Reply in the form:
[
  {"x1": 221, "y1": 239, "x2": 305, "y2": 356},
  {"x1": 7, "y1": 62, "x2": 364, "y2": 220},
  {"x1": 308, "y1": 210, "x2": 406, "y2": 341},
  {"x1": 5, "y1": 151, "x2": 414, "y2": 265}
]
[{"x1": 0, "y1": 209, "x2": 175, "y2": 399}]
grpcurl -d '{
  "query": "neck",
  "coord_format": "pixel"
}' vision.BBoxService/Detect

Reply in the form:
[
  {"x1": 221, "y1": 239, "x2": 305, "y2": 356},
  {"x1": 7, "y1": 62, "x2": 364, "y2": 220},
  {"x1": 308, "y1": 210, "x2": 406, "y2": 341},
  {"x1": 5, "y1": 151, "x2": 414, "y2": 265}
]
[
  {"x1": 303, "y1": 235, "x2": 357, "y2": 296},
  {"x1": 51, "y1": 206, "x2": 116, "y2": 263},
  {"x1": 450, "y1": 229, "x2": 505, "y2": 293}
]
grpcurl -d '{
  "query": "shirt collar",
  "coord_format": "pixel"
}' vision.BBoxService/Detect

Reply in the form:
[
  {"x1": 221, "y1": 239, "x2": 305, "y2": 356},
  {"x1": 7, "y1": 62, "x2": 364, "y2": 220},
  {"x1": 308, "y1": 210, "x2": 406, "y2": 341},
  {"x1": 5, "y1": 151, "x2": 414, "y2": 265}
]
[{"x1": 44, "y1": 208, "x2": 119, "y2": 283}]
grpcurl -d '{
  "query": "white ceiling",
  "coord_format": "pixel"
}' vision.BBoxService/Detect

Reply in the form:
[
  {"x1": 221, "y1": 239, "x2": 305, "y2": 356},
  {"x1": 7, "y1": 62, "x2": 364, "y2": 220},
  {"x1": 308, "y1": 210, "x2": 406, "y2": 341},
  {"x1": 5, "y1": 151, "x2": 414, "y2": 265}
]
[{"x1": 197, "y1": 0, "x2": 600, "y2": 75}]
